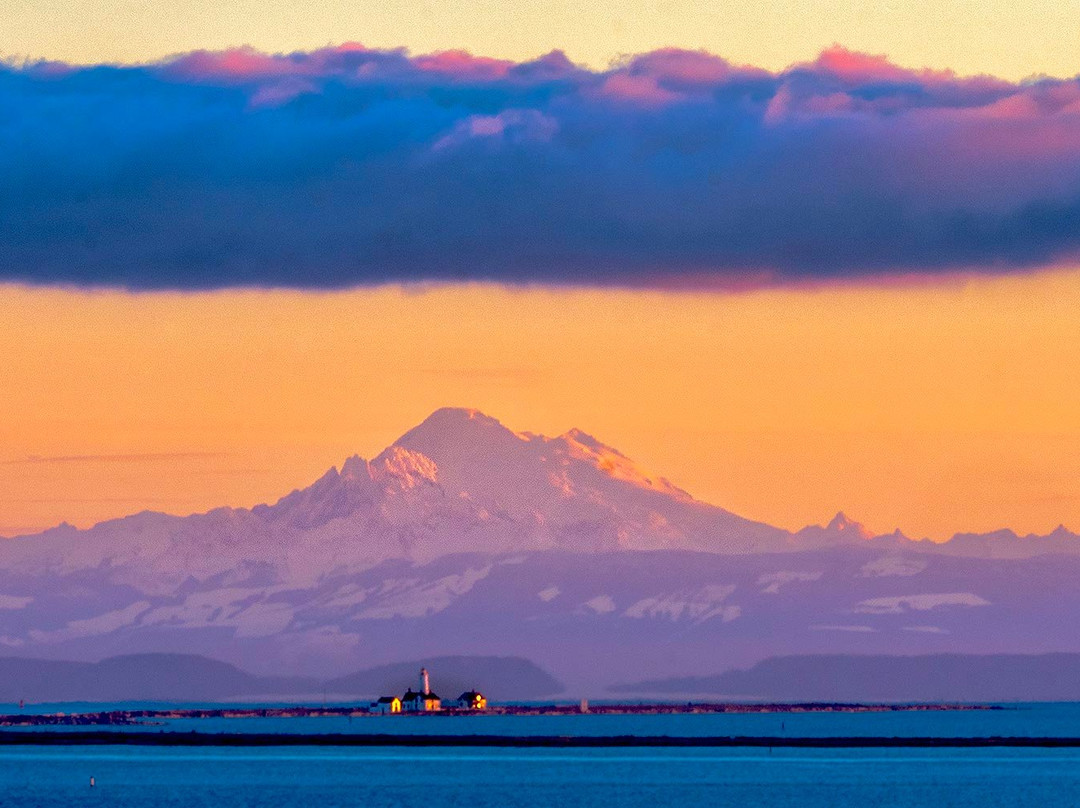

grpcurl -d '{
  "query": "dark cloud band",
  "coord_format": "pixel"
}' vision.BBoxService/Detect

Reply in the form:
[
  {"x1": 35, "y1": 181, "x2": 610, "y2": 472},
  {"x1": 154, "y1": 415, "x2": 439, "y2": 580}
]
[{"x1": 3, "y1": 45, "x2": 1080, "y2": 289}]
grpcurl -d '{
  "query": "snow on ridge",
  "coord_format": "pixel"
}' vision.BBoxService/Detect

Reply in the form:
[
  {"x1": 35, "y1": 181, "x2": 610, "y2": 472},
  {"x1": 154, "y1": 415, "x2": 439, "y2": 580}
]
[
  {"x1": 140, "y1": 587, "x2": 265, "y2": 628},
  {"x1": 855, "y1": 592, "x2": 990, "y2": 614},
  {"x1": 757, "y1": 570, "x2": 822, "y2": 594},
  {"x1": 370, "y1": 446, "x2": 440, "y2": 488},
  {"x1": 623, "y1": 584, "x2": 739, "y2": 623},
  {"x1": 582, "y1": 594, "x2": 616, "y2": 614},
  {"x1": 353, "y1": 566, "x2": 493, "y2": 619},
  {"x1": 28, "y1": 601, "x2": 152, "y2": 643}
]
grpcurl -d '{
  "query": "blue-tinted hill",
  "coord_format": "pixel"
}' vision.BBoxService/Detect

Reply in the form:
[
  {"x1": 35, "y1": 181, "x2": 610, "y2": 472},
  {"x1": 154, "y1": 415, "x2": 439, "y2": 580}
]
[{"x1": 612, "y1": 653, "x2": 1080, "y2": 702}]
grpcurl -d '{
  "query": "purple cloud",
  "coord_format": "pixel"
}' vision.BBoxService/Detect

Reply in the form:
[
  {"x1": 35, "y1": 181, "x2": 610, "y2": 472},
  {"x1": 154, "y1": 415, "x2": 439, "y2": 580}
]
[{"x1": 3, "y1": 44, "x2": 1080, "y2": 289}]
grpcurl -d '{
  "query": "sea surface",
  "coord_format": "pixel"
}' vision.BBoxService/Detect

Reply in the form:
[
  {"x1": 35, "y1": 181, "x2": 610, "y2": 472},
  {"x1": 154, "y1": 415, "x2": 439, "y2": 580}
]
[
  {"x1": 3, "y1": 705, "x2": 1080, "y2": 806},
  {"x1": 3, "y1": 746, "x2": 1080, "y2": 807}
]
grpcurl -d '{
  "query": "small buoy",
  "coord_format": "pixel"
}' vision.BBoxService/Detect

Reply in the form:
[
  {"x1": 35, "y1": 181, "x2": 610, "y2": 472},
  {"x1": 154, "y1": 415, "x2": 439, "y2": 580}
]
[{"x1": 89, "y1": 776, "x2": 95, "y2": 788}]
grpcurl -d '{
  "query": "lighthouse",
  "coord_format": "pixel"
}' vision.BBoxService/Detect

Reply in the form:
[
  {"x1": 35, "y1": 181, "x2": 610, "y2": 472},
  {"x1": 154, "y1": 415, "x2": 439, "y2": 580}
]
[
  {"x1": 372, "y1": 666, "x2": 445, "y2": 713},
  {"x1": 400, "y1": 667, "x2": 441, "y2": 711}
]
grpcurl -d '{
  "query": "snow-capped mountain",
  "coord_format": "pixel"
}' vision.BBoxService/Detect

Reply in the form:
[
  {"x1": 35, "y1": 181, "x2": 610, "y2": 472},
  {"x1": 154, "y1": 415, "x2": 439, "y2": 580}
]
[
  {"x1": 266, "y1": 406, "x2": 793, "y2": 556},
  {"x1": 1, "y1": 407, "x2": 1078, "y2": 689},
  {"x1": 0, "y1": 408, "x2": 790, "y2": 587}
]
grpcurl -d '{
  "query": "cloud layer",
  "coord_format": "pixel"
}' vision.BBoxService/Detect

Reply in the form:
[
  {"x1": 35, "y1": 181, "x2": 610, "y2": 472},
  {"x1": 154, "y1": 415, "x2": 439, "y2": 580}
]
[{"x1": 4, "y1": 45, "x2": 1080, "y2": 289}]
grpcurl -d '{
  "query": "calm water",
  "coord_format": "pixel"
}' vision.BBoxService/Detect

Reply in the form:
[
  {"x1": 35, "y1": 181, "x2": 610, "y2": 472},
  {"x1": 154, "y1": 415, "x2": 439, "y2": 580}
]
[
  {"x1": 5, "y1": 701, "x2": 1080, "y2": 738},
  {"x1": 2, "y1": 746, "x2": 1080, "y2": 807}
]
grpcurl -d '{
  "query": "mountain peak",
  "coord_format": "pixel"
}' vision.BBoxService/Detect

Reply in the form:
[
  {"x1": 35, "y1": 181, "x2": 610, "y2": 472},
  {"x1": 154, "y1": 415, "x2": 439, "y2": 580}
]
[
  {"x1": 370, "y1": 446, "x2": 439, "y2": 487},
  {"x1": 340, "y1": 454, "x2": 368, "y2": 480},
  {"x1": 794, "y1": 511, "x2": 875, "y2": 547},
  {"x1": 827, "y1": 511, "x2": 852, "y2": 530},
  {"x1": 414, "y1": 407, "x2": 504, "y2": 431},
  {"x1": 394, "y1": 408, "x2": 525, "y2": 456},
  {"x1": 826, "y1": 512, "x2": 874, "y2": 539}
]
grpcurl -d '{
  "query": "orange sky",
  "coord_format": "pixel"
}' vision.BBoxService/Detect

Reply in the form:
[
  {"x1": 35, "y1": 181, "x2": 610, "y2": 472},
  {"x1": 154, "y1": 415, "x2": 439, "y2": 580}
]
[
  {"x1": 5, "y1": 0, "x2": 1079, "y2": 81},
  {"x1": 3, "y1": 270, "x2": 1080, "y2": 540}
]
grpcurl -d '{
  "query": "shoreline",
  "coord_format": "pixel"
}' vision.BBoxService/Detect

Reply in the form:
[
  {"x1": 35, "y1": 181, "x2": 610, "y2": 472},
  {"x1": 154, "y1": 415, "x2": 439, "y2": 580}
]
[{"x1": 0, "y1": 702, "x2": 997, "y2": 727}]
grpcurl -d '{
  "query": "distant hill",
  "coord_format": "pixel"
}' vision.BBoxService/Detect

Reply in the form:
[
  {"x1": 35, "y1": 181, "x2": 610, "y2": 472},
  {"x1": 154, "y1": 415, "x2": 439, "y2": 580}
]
[
  {"x1": 0, "y1": 653, "x2": 561, "y2": 704},
  {"x1": 611, "y1": 653, "x2": 1080, "y2": 702},
  {"x1": 325, "y1": 656, "x2": 564, "y2": 700},
  {"x1": 0, "y1": 653, "x2": 316, "y2": 703}
]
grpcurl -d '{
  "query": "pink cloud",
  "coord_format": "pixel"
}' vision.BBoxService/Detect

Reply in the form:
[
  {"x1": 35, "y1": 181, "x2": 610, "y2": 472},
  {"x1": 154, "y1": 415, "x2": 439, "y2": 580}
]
[
  {"x1": 811, "y1": 45, "x2": 952, "y2": 84},
  {"x1": 598, "y1": 73, "x2": 681, "y2": 105},
  {"x1": 622, "y1": 49, "x2": 735, "y2": 84},
  {"x1": 413, "y1": 50, "x2": 513, "y2": 80},
  {"x1": 167, "y1": 47, "x2": 288, "y2": 80}
]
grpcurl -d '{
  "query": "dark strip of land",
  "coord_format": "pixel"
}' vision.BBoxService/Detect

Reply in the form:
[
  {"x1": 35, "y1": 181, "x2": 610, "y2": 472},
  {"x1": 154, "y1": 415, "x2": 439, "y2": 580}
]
[
  {"x1": 2, "y1": 732, "x2": 1080, "y2": 748},
  {"x1": 0, "y1": 703, "x2": 997, "y2": 729}
]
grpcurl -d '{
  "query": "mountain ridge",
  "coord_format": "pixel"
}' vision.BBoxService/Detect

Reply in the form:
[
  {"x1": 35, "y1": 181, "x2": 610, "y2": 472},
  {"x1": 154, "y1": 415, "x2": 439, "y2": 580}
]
[
  {"x1": 1, "y1": 545, "x2": 1079, "y2": 686},
  {"x1": 1, "y1": 408, "x2": 1078, "y2": 687},
  {"x1": 0, "y1": 652, "x2": 562, "y2": 703},
  {"x1": 4, "y1": 408, "x2": 1076, "y2": 558},
  {"x1": 610, "y1": 652, "x2": 1080, "y2": 702},
  {"x1": 0, "y1": 407, "x2": 791, "y2": 582}
]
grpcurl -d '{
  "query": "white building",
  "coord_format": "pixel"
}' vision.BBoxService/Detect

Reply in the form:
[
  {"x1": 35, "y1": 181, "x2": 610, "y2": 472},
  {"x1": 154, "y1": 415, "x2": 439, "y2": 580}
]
[{"x1": 369, "y1": 696, "x2": 402, "y2": 714}]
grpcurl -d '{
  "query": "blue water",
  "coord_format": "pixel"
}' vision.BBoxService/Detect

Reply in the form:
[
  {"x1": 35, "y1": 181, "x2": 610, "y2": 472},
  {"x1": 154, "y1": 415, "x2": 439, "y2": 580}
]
[
  {"x1": 2, "y1": 746, "x2": 1080, "y2": 807},
  {"x1": 5, "y1": 702, "x2": 1080, "y2": 738}
]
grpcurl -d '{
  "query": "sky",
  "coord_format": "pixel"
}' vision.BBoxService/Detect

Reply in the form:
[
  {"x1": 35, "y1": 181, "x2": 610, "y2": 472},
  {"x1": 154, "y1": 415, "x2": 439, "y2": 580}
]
[
  {"x1": 4, "y1": 271, "x2": 1080, "y2": 541},
  {"x1": 4, "y1": 0, "x2": 1080, "y2": 81},
  {"x1": 3, "y1": 0, "x2": 1080, "y2": 539}
]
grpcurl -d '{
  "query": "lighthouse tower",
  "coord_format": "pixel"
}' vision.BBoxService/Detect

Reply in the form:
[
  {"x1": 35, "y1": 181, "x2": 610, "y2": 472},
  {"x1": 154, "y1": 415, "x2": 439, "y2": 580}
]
[{"x1": 402, "y1": 667, "x2": 440, "y2": 711}]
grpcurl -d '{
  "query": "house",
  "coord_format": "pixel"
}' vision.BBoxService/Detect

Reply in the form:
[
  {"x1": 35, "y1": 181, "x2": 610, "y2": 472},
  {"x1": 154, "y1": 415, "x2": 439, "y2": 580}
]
[
  {"x1": 402, "y1": 688, "x2": 441, "y2": 711},
  {"x1": 455, "y1": 690, "x2": 487, "y2": 710},
  {"x1": 370, "y1": 696, "x2": 402, "y2": 714},
  {"x1": 369, "y1": 667, "x2": 482, "y2": 714}
]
